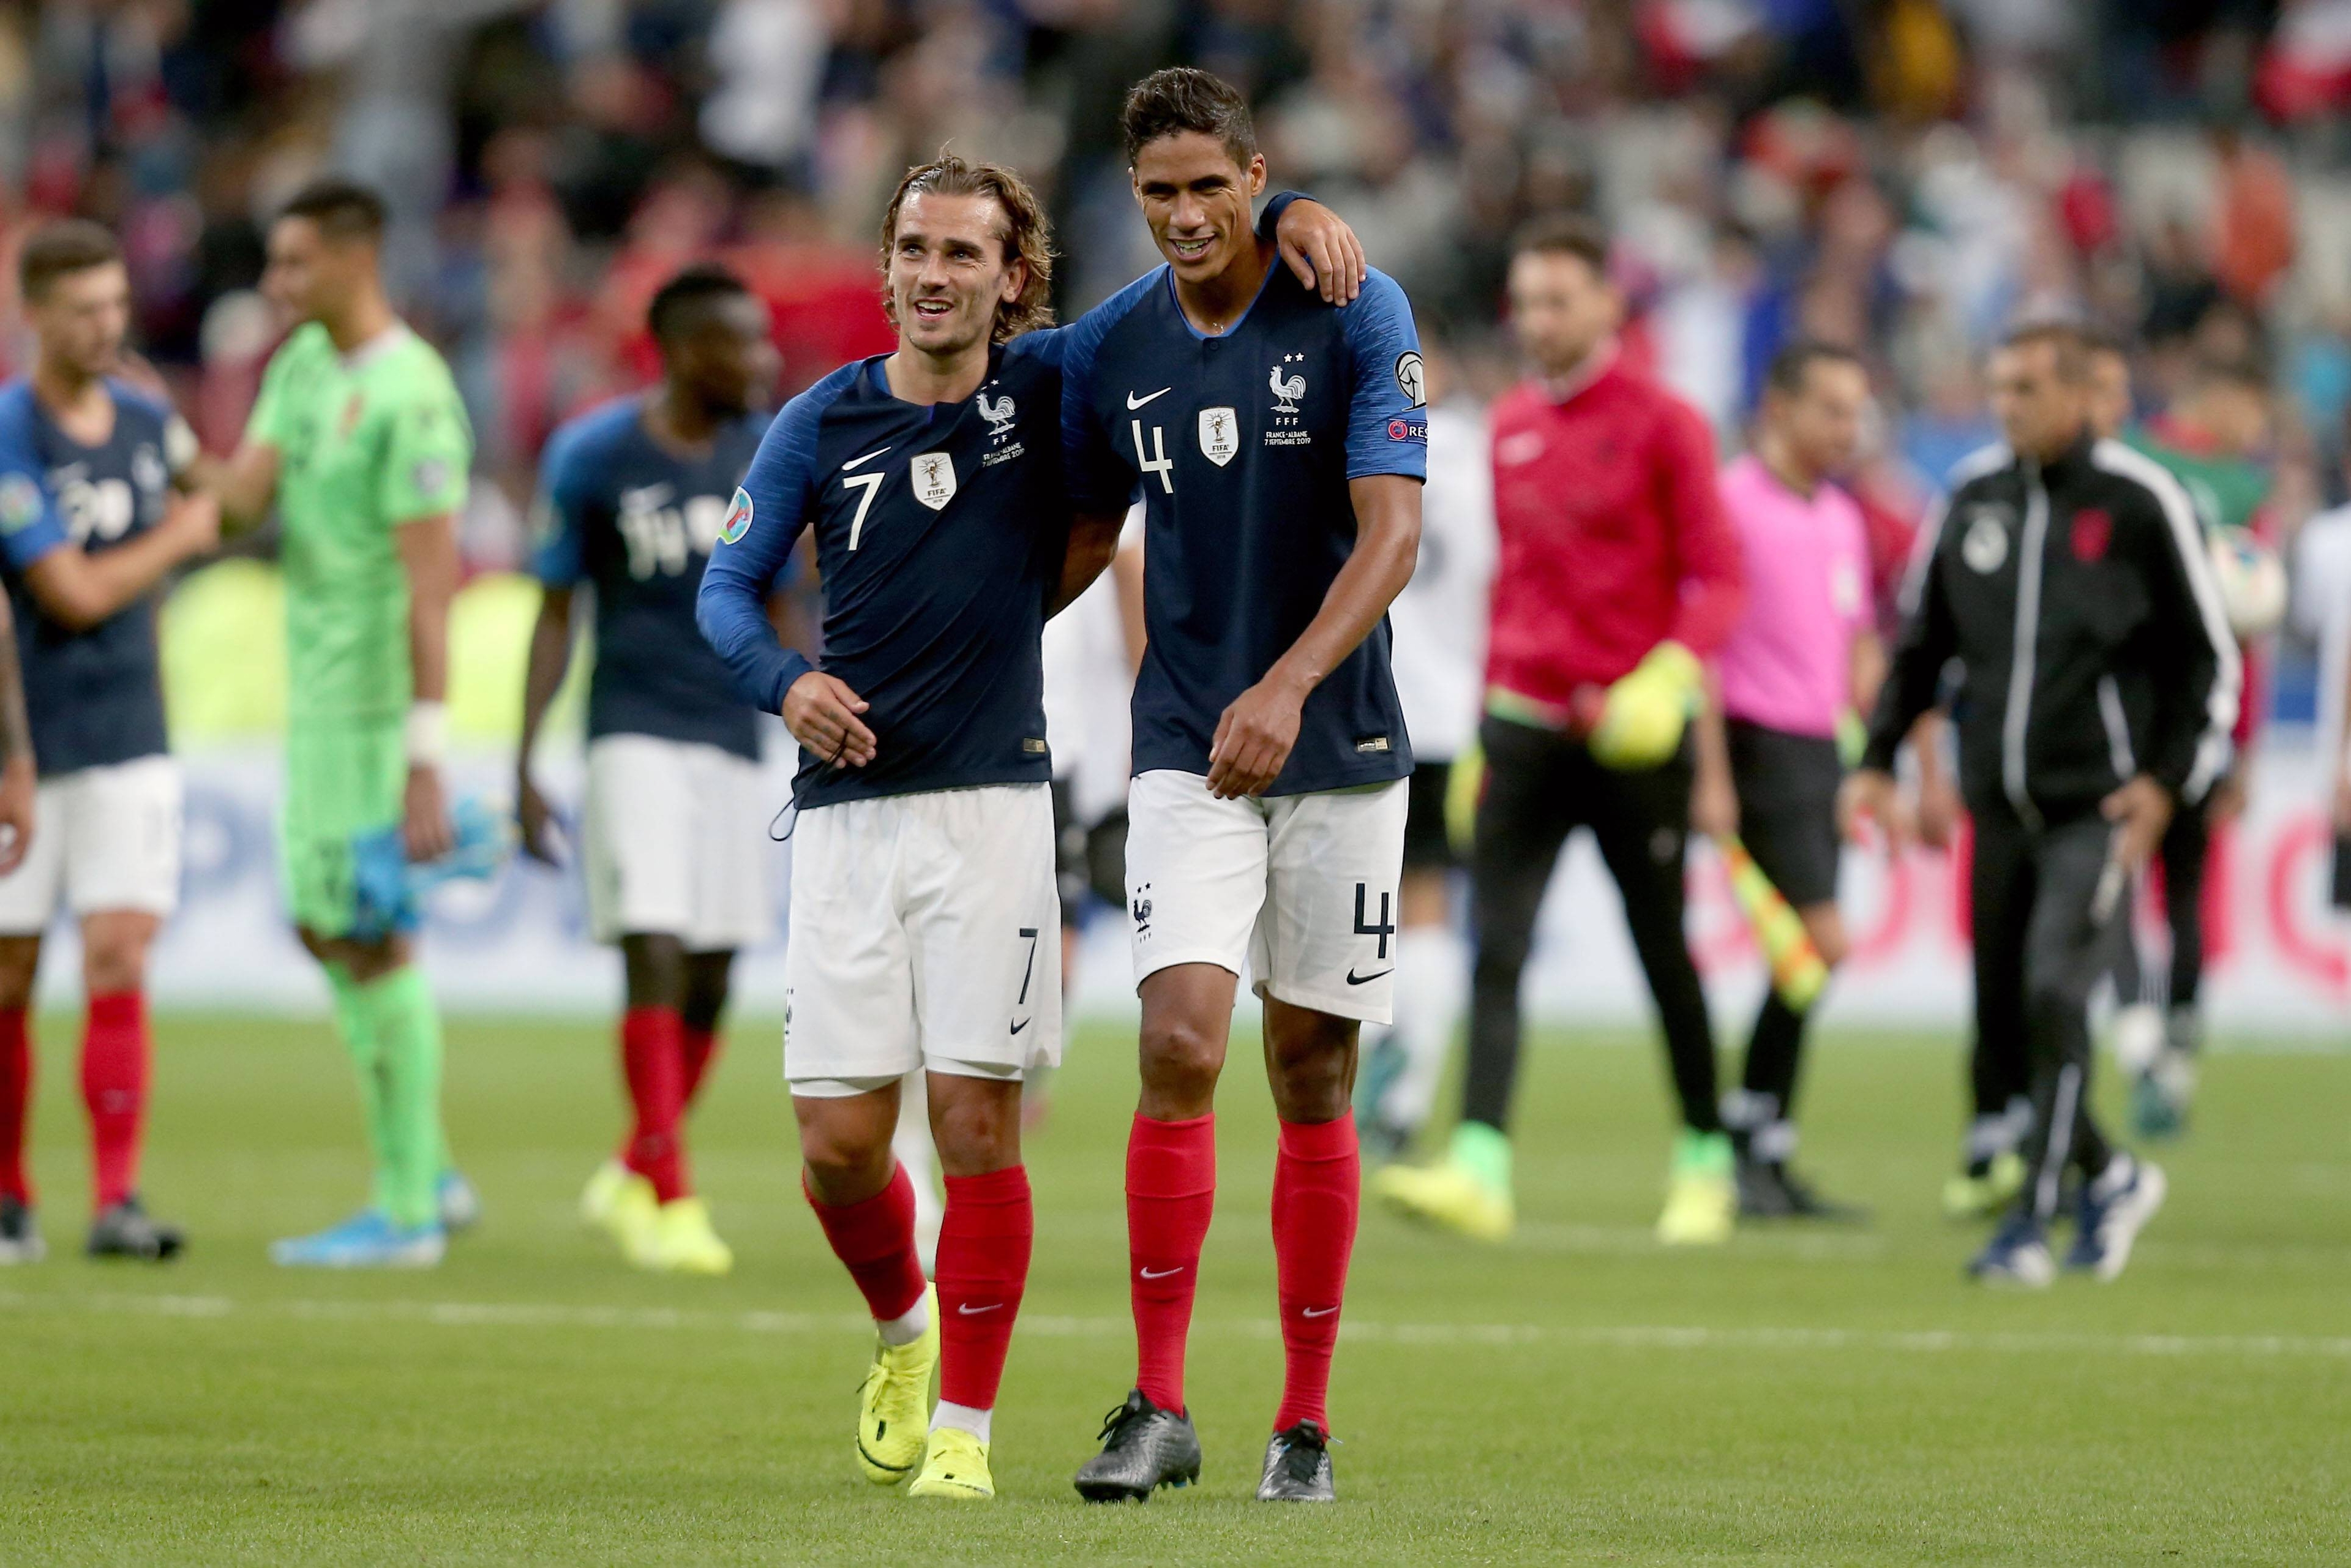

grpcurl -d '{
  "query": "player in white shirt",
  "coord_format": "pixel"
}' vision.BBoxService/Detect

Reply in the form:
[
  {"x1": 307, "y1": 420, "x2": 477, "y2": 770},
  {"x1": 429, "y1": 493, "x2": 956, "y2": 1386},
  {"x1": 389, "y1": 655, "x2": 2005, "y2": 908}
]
[{"x1": 1354, "y1": 343, "x2": 1496, "y2": 1160}]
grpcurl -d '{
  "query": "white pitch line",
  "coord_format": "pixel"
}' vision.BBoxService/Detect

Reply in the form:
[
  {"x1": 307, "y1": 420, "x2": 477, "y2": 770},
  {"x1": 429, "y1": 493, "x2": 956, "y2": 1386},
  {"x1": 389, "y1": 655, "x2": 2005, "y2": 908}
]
[{"x1": 1, "y1": 1289, "x2": 2347, "y2": 1360}]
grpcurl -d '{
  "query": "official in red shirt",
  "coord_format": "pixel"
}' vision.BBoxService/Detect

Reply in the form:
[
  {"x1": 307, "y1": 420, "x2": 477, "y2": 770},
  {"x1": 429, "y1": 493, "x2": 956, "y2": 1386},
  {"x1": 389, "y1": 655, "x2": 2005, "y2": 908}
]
[{"x1": 1376, "y1": 217, "x2": 1745, "y2": 1246}]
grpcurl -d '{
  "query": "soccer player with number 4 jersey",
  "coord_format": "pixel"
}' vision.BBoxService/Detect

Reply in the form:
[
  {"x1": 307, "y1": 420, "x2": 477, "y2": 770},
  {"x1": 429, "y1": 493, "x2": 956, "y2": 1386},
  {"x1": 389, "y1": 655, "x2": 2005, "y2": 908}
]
[
  {"x1": 0, "y1": 221, "x2": 219, "y2": 1264},
  {"x1": 1060, "y1": 69, "x2": 1425, "y2": 1504},
  {"x1": 520, "y1": 264, "x2": 782, "y2": 1277},
  {"x1": 701, "y1": 149, "x2": 1362, "y2": 1501},
  {"x1": 214, "y1": 180, "x2": 481, "y2": 1269}
]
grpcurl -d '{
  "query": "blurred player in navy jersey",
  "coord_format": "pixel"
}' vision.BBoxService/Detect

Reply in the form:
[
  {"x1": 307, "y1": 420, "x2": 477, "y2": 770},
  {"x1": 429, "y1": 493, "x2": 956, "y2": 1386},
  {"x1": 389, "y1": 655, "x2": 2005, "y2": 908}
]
[
  {"x1": 0, "y1": 221, "x2": 220, "y2": 1265},
  {"x1": 701, "y1": 151, "x2": 1363, "y2": 1502},
  {"x1": 1060, "y1": 68, "x2": 1424, "y2": 1504},
  {"x1": 1352, "y1": 337, "x2": 1493, "y2": 1163},
  {"x1": 517, "y1": 264, "x2": 781, "y2": 1277}
]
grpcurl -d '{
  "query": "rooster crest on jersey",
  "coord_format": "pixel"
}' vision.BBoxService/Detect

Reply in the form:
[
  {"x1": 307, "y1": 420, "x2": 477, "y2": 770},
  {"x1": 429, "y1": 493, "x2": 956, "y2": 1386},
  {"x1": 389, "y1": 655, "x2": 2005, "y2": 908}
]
[
  {"x1": 977, "y1": 388, "x2": 1016, "y2": 438},
  {"x1": 1269, "y1": 354, "x2": 1306, "y2": 416}
]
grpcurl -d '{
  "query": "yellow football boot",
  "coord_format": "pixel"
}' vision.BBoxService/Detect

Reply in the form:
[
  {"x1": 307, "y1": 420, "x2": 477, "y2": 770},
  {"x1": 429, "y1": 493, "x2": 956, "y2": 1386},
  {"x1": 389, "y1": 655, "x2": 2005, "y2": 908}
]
[
  {"x1": 1657, "y1": 1130, "x2": 1736, "y2": 1246},
  {"x1": 857, "y1": 1285, "x2": 938, "y2": 1484},
  {"x1": 907, "y1": 1425, "x2": 994, "y2": 1500},
  {"x1": 1373, "y1": 1122, "x2": 1515, "y2": 1242},
  {"x1": 637, "y1": 1196, "x2": 733, "y2": 1275},
  {"x1": 1943, "y1": 1150, "x2": 2027, "y2": 1221}
]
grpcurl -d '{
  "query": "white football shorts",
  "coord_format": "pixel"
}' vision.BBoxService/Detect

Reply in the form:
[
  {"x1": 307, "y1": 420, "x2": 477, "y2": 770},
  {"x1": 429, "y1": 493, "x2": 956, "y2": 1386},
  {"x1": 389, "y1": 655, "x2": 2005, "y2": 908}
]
[
  {"x1": 0, "y1": 754, "x2": 182, "y2": 932},
  {"x1": 784, "y1": 782, "x2": 1061, "y2": 1095},
  {"x1": 1125, "y1": 770, "x2": 1408, "y2": 1024},
  {"x1": 584, "y1": 733, "x2": 772, "y2": 951}
]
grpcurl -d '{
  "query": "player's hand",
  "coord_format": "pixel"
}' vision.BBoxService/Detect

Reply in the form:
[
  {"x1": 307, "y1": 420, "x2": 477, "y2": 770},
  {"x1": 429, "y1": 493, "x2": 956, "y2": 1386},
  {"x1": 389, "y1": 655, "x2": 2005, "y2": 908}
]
[
  {"x1": 2334, "y1": 768, "x2": 2351, "y2": 836},
  {"x1": 165, "y1": 490, "x2": 221, "y2": 560},
  {"x1": 2102, "y1": 774, "x2": 2175, "y2": 876},
  {"x1": 516, "y1": 771, "x2": 561, "y2": 865},
  {"x1": 1691, "y1": 763, "x2": 1738, "y2": 841},
  {"x1": 783, "y1": 671, "x2": 876, "y2": 768},
  {"x1": 2206, "y1": 768, "x2": 2248, "y2": 824},
  {"x1": 1914, "y1": 769, "x2": 1962, "y2": 852},
  {"x1": 1837, "y1": 767, "x2": 1908, "y2": 853},
  {"x1": 1207, "y1": 672, "x2": 1307, "y2": 798},
  {"x1": 403, "y1": 763, "x2": 456, "y2": 865},
  {"x1": 1273, "y1": 200, "x2": 1366, "y2": 306},
  {"x1": 0, "y1": 754, "x2": 33, "y2": 876}
]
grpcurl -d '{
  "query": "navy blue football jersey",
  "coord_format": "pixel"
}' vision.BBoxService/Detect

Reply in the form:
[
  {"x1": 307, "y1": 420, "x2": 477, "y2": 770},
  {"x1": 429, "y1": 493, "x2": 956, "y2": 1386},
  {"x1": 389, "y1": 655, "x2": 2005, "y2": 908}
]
[
  {"x1": 697, "y1": 339, "x2": 1068, "y2": 807},
  {"x1": 0, "y1": 377, "x2": 186, "y2": 777},
  {"x1": 532, "y1": 395, "x2": 770, "y2": 760},
  {"x1": 1060, "y1": 263, "x2": 1427, "y2": 795}
]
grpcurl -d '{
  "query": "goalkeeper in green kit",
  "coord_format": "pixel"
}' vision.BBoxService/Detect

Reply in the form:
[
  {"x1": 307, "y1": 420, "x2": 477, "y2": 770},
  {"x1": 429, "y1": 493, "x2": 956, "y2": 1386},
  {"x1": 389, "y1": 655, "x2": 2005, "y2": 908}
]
[{"x1": 213, "y1": 180, "x2": 479, "y2": 1267}]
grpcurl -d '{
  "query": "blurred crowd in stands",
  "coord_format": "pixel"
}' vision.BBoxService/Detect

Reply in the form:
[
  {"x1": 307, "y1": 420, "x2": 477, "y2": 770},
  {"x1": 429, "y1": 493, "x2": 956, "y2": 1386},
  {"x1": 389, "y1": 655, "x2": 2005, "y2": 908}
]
[{"x1": 5, "y1": 0, "x2": 2351, "y2": 638}]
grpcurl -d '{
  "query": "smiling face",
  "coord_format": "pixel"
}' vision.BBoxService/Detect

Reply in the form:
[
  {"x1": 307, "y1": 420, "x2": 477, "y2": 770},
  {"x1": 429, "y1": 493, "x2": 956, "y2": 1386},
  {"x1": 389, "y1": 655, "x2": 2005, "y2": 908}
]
[
  {"x1": 885, "y1": 190, "x2": 1027, "y2": 362},
  {"x1": 1130, "y1": 130, "x2": 1268, "y2": 289},
  {"x1": 28, "y1": 260, "x2": 130, "y2": 381}
]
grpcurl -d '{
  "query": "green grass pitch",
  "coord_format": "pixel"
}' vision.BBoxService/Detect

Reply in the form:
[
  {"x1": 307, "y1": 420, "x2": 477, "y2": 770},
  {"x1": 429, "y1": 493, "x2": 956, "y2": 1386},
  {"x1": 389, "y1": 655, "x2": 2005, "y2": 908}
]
[{"x1": 1, "y1": 1009, "x2": 2346, "y2": 1564}]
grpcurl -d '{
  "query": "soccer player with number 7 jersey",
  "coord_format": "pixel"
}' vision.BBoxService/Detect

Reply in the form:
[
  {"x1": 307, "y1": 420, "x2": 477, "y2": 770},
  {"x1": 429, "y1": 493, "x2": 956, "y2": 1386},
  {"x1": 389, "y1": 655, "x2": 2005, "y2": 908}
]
[
  {"x1": 1059, "y1": 69, "x2": 1426, "y2": 1504},
  {"x1": 700, "y1": 152, "x2": 1363, "y2": 1502}
]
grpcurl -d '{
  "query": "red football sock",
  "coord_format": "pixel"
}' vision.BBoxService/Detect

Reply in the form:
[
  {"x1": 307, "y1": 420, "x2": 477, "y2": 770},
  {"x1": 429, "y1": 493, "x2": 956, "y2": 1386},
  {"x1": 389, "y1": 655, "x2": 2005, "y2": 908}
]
[
  {"x1": 680, "y1": 1025, "x2": 722, "y2": 1109},
  {"x1": 1127, "y1": 1112, "x2": 1216, "y2": 1413},
  {"x1": 935, "y1": 1165, "x2": 1032, "y2": 1411},
  {"x1": 1272, "y1": 1114, "x2": 1360, "y2": 1434},
  {"x1": 0, "y1": 1008, "x2": 30, "y2": 1202},
  {"x1": 619, "y1": 1006, "x2": 688, "y2": 1202},
  {"x1": 82, "y1": 991, "x2": 150, "y2": 1210},
  {"x1": 805, "y1": 1161, "x2": 928, "y2": 1324}
]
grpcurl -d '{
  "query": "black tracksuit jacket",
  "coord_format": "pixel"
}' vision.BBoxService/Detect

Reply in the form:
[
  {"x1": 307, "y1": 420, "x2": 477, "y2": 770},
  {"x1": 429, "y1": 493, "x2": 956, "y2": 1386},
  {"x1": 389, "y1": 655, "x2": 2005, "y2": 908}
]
[{"x1": 1862, "y1": 432, "x2": 2241, "y2": 829}]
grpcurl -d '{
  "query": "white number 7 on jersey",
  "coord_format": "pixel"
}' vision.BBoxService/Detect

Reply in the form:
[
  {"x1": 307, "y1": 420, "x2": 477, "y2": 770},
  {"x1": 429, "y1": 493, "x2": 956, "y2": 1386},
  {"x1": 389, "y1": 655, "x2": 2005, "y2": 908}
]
[
  {"x1": 1132, "y1": 419, "x2": 1174, "y2": 495},
  {"x1": 842, "y1": 471, "x2": 885, "y2": 550}
]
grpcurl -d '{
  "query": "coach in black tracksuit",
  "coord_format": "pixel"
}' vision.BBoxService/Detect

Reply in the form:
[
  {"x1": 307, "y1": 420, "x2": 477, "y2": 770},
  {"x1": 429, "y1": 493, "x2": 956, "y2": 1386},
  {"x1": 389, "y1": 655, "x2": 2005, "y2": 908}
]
[{"x1": 1843, "y1": 323, "x2": 2239, "y2": 1284}]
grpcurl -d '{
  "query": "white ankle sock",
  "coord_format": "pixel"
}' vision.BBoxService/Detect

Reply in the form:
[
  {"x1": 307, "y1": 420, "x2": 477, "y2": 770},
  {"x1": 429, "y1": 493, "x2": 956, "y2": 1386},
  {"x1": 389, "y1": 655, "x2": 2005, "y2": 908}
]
[
  {"x1": 932, "y1": 1400, "x2": 992, "y2": 1442},
  {"x1": 879, "y1": 1296, "x2": 929, "y2": 1347}
]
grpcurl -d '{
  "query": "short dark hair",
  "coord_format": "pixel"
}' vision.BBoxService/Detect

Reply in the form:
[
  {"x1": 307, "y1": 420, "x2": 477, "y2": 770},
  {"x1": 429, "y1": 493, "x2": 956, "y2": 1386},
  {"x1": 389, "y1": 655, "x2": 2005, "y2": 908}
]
[
  {"x1": 1998, "y1": 319, "x2": 2092, "y2": 383},
  {"x1": 1510, "y1": 214, "x2": 1610, "y2": 279},
  {"x1": 2077, "y1": 323, "x2": 2131, "y2": 362},
  {"x1": 1121, "y1": 67, "x2": 1257, "y2": 169},
  {"x1": 647, "y1": 263, "x2": 754, "y2": 347},
  {"x1": 277, "y1": 177, "x2": 388, "y2": 245},
  {"x1": 1765, "y1": 339, "x2": 1865, "y2": 399},
  {"x1": 18, "y1": 219, "x2": 121, "y2": 302}
]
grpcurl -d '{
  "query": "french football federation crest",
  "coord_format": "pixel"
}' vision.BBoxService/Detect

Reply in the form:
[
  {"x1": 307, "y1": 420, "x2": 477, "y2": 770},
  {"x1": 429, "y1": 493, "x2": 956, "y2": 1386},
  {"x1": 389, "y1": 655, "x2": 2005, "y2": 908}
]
[
  {"x1": 911, "y1": 451, "x2": 957, "y2": 511},
  {"x1": 977, "y1": 388, "x2": 1016, "y2": 438},
  {"x1": 1269, "y1": 355, "x2": 1306, "y2": 416},
  {"x1": 1198, "y1": 407, "x2": 1239, "y2": 467},
  {"x1": 718, "y1": 486, "x2": 754, "y2": 545}
]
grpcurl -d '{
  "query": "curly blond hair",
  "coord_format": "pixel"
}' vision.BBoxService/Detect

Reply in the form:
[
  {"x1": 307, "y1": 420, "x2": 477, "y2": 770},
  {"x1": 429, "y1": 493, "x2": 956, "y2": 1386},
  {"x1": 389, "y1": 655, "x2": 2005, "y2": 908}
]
[{"x1": 877, "y1": 152, "x2": 1057, "y2": 343}]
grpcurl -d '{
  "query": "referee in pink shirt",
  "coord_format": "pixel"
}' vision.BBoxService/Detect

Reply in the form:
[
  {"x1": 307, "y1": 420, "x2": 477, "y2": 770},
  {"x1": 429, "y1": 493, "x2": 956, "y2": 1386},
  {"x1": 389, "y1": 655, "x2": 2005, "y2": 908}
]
[{"x1": 1692, "y1": 340, "x2": 1880, "y2": 1220}]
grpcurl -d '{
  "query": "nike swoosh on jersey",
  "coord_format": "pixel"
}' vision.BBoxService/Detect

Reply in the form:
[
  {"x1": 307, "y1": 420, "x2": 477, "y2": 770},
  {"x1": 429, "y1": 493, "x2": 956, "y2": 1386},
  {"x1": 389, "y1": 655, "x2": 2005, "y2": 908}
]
[
  {"x1": 1126, "y1": 387, "x2": 1172, "y2": 409},
  {"x1": 841, "y1": 446, "x2": 892, "y2": 470},
  {"x1": 1010, "y1": 1017, "x2": 1030, "y2": 1035},
  {"x1": 1345, "y1": 967, "x2": 1393, "y2": 986}
]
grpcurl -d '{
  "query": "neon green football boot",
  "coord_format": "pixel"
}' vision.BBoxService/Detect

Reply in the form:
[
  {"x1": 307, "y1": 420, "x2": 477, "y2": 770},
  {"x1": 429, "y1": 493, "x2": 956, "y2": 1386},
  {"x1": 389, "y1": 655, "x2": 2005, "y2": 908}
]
[
  {"x1": 908, "y1": 1425, "x2": 994, "y2": 1500},
  {"x1": 1657, "y1": 1129, "x2": 1736, "y2": 1245},
  {"x1": 857, "y1": 1285, "x2": 938, "y2": 1484},
  {"x1": 1372, "y1": 1122, "x2": 1515, "y2": 1241}
]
